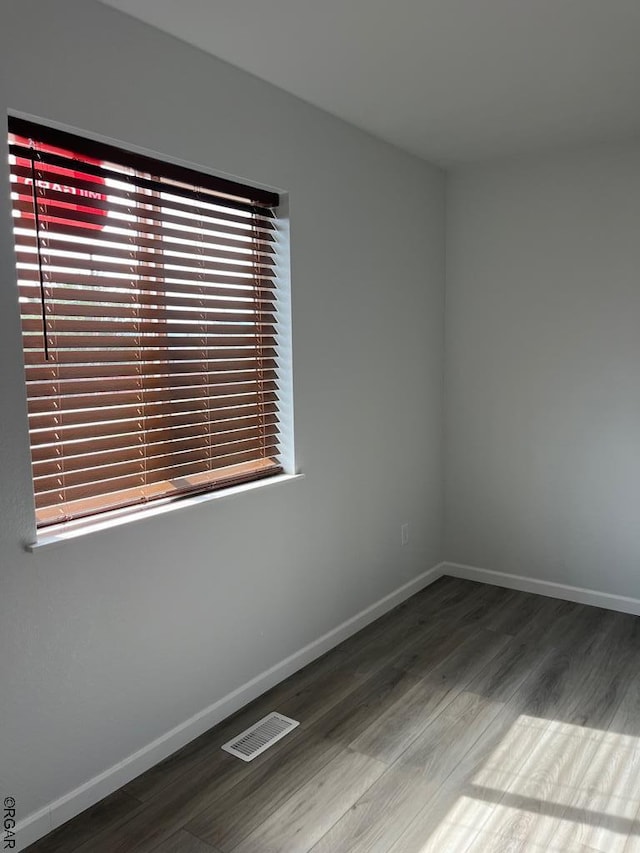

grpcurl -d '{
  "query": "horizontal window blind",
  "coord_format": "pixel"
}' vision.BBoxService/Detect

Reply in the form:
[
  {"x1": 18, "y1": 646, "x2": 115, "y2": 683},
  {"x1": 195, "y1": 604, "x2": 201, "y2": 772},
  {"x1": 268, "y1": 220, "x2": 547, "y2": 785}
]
[{"x1": 8, "y1": 117, "x2": 283, "y2": 528}]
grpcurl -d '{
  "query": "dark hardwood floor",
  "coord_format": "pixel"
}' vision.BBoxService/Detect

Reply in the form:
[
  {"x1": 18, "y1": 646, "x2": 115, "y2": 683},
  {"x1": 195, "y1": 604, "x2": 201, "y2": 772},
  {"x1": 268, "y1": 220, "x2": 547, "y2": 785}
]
[{"x1": 25, "y1": 576, "x2": 640, "y2": 852}]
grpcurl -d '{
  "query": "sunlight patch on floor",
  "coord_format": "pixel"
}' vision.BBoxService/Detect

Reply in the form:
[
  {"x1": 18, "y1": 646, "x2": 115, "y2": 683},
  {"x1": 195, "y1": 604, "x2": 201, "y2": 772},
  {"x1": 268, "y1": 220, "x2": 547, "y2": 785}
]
[{"x1": 415, "y1": 715, "x2": 640, "y2": 852}]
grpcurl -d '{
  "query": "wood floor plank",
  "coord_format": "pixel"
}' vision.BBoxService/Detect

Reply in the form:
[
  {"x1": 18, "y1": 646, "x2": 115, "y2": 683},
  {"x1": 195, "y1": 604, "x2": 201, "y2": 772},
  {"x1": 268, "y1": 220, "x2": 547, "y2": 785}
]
[
  {"x1": 455, "y1": 624, "x2": 618, "y2": 849},
  {"x1": 307, "y1": 766, "x2": 436, "y2": 853},
  {"x1": 465, "y1": 637, "x2": 551, "y2": 704},
  {"x1": 537, "y1": 600, "x2": 613, "y2": 660},
  {"x1": 451, "y1": 583, "x2": 517, "y2": 628},
  {"x1": 542, "y1": 619, "x2": 640, "y2": 853},
  {"x1": 122, "y1": 724, "x2": 231, "y2": 804},
  {"x1": 75, "y1": 674, "x2": 362, "y2": 853},
  {"x1": 385, "y1": 632, "x2": 602, "y2": 853},
  {"x1": 287, "y1": 618, "x2": 513, "y2": 852},
  {"x1": 74, "y1": 657, "x2": 404, "y2": 853},
  {"x1": 231, "y1": 748, "x2": 387, "y2": 853},
  {"x1": 338, "y1": 575, "x2": 462, "y2": 659},
  {"x1": 432, "y1": 605, "x2": 638, "y2": 853},
  {"x1": 538, "y1": 728, "x2": 640, "y2": 853},
  {"x1": 73, "y1": 755, "x2": 253, "y2": 853},
  {"x1": 184, "y1": 728, "x2": 344, "y2": 851},
  {"x1": 152, "y1": 830, "x2": 221, "y2": 852},
  {"x1": 385, "y1": 724, "x2": 532, "y2": 853},
  {"x1": 387, "y1": 595, "x2": 640, "y2": 853},
  {"x1": 386, "y1": 690, "x2": 554, "y2": 850},
  {"x1": 411, "y1": 625, "x2": 510, "y2": 687},
  {"x1": 619, "y1": 673, "x2": 640, "y2": 852},
  {"x1": 610, "y1": 667, "x2": 640, "y2": 741},
  {"x1": 514, "y1": 597, "x2": 580, "y2": 646},
  {"x1": 408, "y1": 576, "x2": 484, "y2": 617},
  {"x1": 187, "y1": 666, "x2": 421, "y2": 851},
  {"x1": 398, "y1": 789, "x2": 497, "y2": 853},
  {"x1": 317, "y1": 665, "x2": 422, "y2": 744},
  {"x1": 343, "y1": 608, "x2": 443, "y2": 678},
  {"x1": 625, "y1": 813, "x2": 640, "y2": 853},
  {"x1": 397, "y1": 689, "x2": 507, "y2": 783},
  {"x1": 418, "y1": 580, "x2": 508, "y2": 625},
  {"x1": 24, "y1": 790, "x2": 142, "y2": 853},
  {"x1": 559, "y1": 610, "x2": 640, "y2": 731},
  {"x1": 391, "y1": 618, "x2": 479, "y2": 677},
  {"x1": 349, "y1": 674, "x2": 456, "y2": 764},
  {"x1": 485, "y1": 589, "x2": 561, "y2": 636},
  {"x1": 352, "y1": 628, "x2": 541, "y2": 766},
  {"x1": 510, "y1": 609, "x2": 635, "y2": 853},
  {"x1": 124, "y1": 653, "x2": 364, "y2": 804},
  {"x1": 469, "y1": 718, "x2": 601, "y2": 853}
]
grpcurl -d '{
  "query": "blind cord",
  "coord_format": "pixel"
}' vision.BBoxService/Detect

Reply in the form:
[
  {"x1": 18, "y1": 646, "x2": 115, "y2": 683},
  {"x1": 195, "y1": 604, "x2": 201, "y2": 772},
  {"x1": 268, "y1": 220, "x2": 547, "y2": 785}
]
[{"x1": 29, "y1": 153, "x2": 50, "y2": 361}]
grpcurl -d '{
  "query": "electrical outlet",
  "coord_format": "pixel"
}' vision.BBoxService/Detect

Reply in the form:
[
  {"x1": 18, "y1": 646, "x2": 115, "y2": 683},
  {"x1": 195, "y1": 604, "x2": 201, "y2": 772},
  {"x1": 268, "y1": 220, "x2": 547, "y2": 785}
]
[{"x1": 401, "y1": 522, "x2": 409, "y2": 546}]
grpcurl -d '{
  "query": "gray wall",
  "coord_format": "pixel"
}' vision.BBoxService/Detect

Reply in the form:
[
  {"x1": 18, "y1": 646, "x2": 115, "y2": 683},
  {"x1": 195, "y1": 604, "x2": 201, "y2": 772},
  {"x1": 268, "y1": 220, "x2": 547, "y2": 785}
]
[
  {"x1": 445, "y1": 144, "x2": 640, "y2": 596},
  {"x1": 0, "y1": 0, "x2": 445, "y2": 819}
]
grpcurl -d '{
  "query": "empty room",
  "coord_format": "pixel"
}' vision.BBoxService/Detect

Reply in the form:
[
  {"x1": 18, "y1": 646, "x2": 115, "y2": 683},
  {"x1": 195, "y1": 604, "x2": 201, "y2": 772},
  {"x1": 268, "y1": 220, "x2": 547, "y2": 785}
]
[{"x1": 1, "y1": 1, "x2": 640, "y2": 851}]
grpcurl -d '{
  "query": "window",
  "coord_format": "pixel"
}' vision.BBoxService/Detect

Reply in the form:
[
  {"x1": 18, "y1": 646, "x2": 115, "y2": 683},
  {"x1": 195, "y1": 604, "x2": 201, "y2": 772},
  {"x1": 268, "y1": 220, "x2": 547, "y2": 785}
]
[{"x1": 8, "y1": 117, "x2": 285, "y2": 529}]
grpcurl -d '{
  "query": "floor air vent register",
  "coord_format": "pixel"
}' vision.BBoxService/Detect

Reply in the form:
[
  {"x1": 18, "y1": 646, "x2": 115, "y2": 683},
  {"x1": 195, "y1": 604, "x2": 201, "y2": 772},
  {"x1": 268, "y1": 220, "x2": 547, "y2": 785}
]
[{"x1": 221, "y1": 713, "x2": 300, "y2": 762}]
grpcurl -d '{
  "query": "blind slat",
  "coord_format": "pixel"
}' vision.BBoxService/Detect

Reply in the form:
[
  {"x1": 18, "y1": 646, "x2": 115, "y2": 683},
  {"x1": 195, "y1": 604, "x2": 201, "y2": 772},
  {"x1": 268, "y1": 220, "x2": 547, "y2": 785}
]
[
  {"x1": 26, "y1": 379, "x2": 279, "y2": 415},
  {"x1": 29, "y1": 404, "x2": 279, "y2": 446},
  {"x1": 24, "y1": 350, "x2": 278, "y2": 382},
  {"x1": 15, "y1": 235, "x2": 277, "y2": 272},
  {"x1": 12, "y1": 200, "x2": 276, "y2": 245},
  {"x1": 34, "y1": 443, "x2": 280, "y2": 503},
  {"x1": 28, "y1": 390, "x2": 280, "y2": 430},
  {"x1": 34, "y1": 435, "x2": 280, "y2": 485},
  {"x1": 35, "y1": 459, "x2": 281, "y2": 526},
  {"x1": 11, "y1": 186, "x2": 276, "y2": 234},
  {"x1": 14, "y1": 251, "x2": 275, "y2": 282},
  {"x1": 23, "y1": 314, "x2": 277, "y2": 336},
  {"x1": 23, "y1": 340, "x2": 277, "y2": 365},
  {"x1": 14, "y1": 223, "x2": 276, "y2": 261},
  {"x1": 24, "y1": 302, "x2": 277, "y2": 325},
  {"x1": 11, "y1": 161, "x2": 278, "y2": 224},
  {"x1": 31, "y1": 421, "x2": 279, "y2": 464},
  {"x1": 26, "y1": 366, "x2": 278, "y2": 397},
  {"x1": 17, "y1": 272, "x2": 276, "y2": 299},
  {"x1": 9, "y1": 120, "x2": 279, "y2": 207},
  {"x1": 25, "y1": 335, "x2": 278, "y2": 354}
]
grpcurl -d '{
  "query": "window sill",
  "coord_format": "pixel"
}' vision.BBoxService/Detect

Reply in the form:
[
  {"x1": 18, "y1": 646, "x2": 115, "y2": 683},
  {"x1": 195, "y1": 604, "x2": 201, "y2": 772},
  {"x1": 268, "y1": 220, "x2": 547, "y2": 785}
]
[{"x1": 26, "y1": 473, "x2": 305, "y2": 552}]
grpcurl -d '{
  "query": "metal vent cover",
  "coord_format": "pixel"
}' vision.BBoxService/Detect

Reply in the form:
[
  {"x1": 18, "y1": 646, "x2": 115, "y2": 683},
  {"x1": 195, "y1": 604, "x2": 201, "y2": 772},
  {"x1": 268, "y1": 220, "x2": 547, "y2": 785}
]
[{"x1": 221, "y1": 712, "x2": 300, "y2": 761}]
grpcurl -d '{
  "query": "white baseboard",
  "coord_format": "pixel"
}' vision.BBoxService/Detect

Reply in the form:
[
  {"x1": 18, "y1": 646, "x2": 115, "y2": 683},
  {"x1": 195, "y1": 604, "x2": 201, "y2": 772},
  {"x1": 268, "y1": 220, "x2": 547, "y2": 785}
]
[
  {"x1": 442, "y1": 561, "x2": 640, "y2": 617},
  {"x1": 16, "y1": 562, "x2": 445, "y2": 851}
]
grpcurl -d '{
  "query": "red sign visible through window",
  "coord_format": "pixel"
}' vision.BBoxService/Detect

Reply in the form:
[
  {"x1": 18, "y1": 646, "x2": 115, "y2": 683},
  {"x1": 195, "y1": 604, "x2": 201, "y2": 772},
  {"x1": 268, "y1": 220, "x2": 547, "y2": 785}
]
[{"x1": 11, "y1": 136, "x2": 107, "y2": 231}]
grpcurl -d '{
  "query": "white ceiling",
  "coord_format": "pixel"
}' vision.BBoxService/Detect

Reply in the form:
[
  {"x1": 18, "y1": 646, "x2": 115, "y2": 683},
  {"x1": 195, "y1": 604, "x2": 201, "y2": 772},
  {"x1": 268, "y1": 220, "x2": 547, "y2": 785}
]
[{"x1": 99, "y1": 0, "x2": 640, "y2": 165}]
